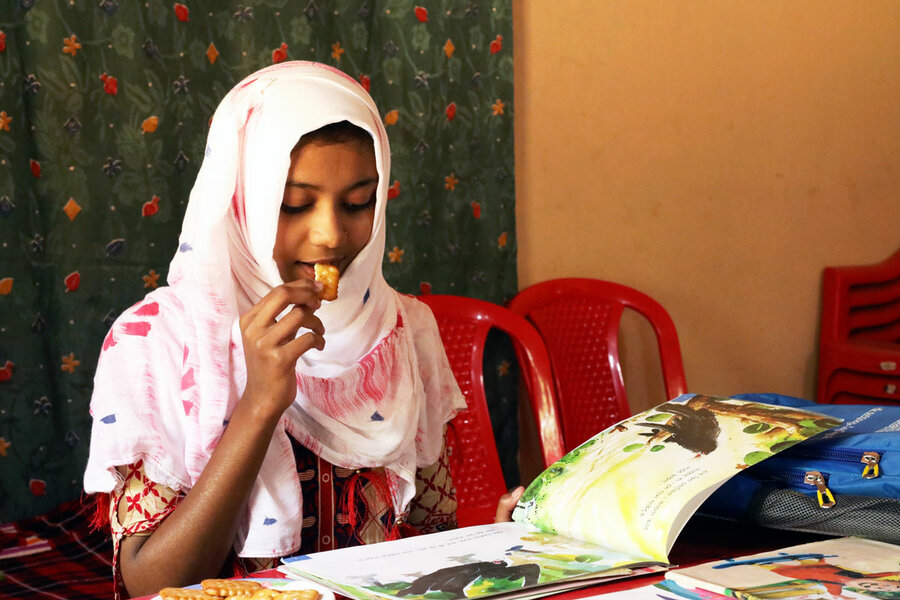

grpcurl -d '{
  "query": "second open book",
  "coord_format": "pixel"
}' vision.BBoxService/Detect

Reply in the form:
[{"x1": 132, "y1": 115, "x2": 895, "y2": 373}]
[{"x1": 280, "y1": 394, "x2": 843, "y2": 600}]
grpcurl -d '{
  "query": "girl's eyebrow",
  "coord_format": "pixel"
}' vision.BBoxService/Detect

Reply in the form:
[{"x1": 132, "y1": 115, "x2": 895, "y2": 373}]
[{"x1": 285, "y1": 176, "x2": 379, "y2": 193}]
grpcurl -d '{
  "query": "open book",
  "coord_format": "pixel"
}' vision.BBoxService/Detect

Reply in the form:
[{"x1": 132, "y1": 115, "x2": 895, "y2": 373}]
[
  {"x1": 280, "y1": 394, "x2": 843, "y2": 600},
  {"x1": 665, "y1": 536, "x2": 900, "y2": 600}
]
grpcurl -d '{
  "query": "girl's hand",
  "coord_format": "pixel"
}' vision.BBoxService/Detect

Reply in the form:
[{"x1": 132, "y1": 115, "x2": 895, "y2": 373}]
[
  {"x1": 494, "y1": 486, "x2": 525, "y2": 523},
  {"x1": 238, "y1": 278, "x2": 325, "y2": 417}
]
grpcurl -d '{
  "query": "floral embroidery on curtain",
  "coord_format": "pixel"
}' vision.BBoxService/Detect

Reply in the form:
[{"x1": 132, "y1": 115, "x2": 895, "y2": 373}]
[{"x1": 0, "y1": 0, "x2": 516, "y2": 522}]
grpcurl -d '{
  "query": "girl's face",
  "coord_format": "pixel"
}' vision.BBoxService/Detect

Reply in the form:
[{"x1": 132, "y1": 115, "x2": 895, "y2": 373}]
[{"x1": 274, "y1": 139, "x2": 378, "y2": 282}]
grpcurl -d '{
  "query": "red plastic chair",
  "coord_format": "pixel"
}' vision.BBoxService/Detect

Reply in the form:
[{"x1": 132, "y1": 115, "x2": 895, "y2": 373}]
[
  {"x1": 509, "y1": 278, "x2": 687, "y2": 452},
  {"x1": 817, "y1": 248, "x2": 900, "y2": 405},
  {"x1": 415, "y1": 294, "x2": 564, "y2": 527}
]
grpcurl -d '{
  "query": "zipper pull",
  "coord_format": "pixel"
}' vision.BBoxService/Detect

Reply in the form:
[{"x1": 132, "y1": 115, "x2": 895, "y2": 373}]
[
  {"x1": 804, "y1": 471, "x2": 835, "y2": 509},
  {"x1": 861, "y1": 451, "x2": 881, "y2": 479}
]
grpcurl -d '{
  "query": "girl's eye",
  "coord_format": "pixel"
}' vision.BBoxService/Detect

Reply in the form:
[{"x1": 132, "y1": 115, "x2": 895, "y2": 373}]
[
  {"x1": 343, "y1": 194, "x2": 376, "y2": 213},
  {"x1": 280, "y1": 202, "x2": 312, "y2": 214}
]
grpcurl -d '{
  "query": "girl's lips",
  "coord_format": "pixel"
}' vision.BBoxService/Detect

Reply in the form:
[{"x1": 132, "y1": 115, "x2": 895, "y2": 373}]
[
  {"x1": 297, "y1": 260, "x2": 342, "y2": 277},
  {"x1": 296, "y1": 263, "x2": 316, "y2": 279}
]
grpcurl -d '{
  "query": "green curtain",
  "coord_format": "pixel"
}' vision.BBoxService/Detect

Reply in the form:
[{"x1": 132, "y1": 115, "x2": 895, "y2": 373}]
[{"x1": 0, "y1": 0, "x2": 516, "y2": 522}]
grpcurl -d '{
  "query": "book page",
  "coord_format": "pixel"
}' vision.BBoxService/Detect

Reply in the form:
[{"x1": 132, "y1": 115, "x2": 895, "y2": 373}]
[
  {"x1": 280, "y1": 522, "x2": 667, "y2": 600},
  {"x1": 666, "y1": 536, "x2": 900, "y2": 600},
  {"x1": 512, "y1": 395, "x2": 842, "y2": 563}
]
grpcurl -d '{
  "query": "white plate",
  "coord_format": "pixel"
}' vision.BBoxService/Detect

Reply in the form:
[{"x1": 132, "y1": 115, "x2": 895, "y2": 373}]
[
  {"x1": 263, "y1": 577, "x2": 336, "y2": 600},
  {"x1": 151, "y1": 577, "x2": 335, "y2": 600}
]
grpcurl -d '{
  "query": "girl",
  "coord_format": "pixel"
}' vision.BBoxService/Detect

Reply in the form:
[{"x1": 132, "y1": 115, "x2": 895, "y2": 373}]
[{"x1": 83, "y1": 62, "x2": 467, "y2": 598}]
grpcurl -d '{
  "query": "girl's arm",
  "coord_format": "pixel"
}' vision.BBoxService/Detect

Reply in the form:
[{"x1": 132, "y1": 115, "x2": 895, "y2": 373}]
[{"x1": 117, "y1": 279, "x2": 324, "y2": 597}]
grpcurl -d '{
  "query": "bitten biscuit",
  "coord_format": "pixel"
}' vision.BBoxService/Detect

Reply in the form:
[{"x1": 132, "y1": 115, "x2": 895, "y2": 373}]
[
  {"x1": 158, "y1": 588, "x2": 218, "y2": 600},
  {"x1": 200, "y1": 579, "x2": 263, "y2": 597},
  {"x1": 314, "y1": 263, "x2": 339, "y2": 301}
]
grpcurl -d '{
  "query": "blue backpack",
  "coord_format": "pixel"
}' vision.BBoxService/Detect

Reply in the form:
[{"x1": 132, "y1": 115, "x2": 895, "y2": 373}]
[{"x1": 698, "y1": 393, "x2": 900, "y2": 542}]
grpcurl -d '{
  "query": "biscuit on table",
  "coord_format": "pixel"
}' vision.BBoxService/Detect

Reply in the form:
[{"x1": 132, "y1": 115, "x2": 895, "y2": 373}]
[
  {"x1": 158, "y1": 588, "x2": 218, "y2": 600},
  {"x1": 242, "y1": 588, "x2": 321, "y2": 600},
  {"x1": 160, "y1": 580, "x2": 319, "y2": 600},
  {"x1": 246, "y1": 589, "x2": 283, "y2": 600},
  {"x1": 314, "y1": 263, "x2": 339, "y2": 301},
  {"x1": 200, "y1": 578, "x2": 263, "y2": 597}
]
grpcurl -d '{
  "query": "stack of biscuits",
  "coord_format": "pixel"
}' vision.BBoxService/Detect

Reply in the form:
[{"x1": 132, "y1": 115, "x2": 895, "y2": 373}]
[{"x1": 159, "y1": 578, "x2": 320, "y2": 600}]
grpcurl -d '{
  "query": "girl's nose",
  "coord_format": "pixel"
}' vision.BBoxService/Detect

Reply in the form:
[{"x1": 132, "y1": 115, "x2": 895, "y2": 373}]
[{"x1": 308, "y1": 203, "x2": 344, "y2": 248}]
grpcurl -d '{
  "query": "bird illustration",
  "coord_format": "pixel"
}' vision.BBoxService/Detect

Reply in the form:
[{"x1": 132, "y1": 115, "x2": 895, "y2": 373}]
[{"x1": 636, "y1": 401, "x2": 721, "y2": 454}]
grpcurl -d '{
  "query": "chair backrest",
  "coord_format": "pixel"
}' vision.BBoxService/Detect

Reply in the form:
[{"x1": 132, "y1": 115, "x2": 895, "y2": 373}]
[
  {"x1": 821, "y1": 248, "x2": 900, "y2": 347},
  {"x1": 509, "y1": 278, "x2": 687, "y2": 452},
  {"x1": 415, "y1": 294, "x2": 564, "y2": 527}
]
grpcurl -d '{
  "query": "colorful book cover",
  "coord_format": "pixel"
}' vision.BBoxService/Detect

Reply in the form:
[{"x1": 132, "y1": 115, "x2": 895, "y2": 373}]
[
  {"x1": 281, "y1": 394, "x2": 843, "y2": 600},
  {"x1": 665, "y1": 537, "x2": 900, "y2": 599}
]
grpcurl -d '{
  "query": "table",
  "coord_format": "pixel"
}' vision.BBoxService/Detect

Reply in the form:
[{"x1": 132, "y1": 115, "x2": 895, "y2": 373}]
[{"x1": 134, "y1": 516, "x2": 833, "y2": 599}]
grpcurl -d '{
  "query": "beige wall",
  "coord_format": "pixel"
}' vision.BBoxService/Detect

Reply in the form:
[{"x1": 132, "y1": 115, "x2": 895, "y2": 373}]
[{"x1": 513, "y1": 1, "x2": 900, "y2": 413}]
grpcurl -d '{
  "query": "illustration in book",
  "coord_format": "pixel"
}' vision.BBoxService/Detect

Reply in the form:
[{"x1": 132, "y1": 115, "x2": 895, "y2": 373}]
[
  {"x1": 282, "y1": 523, "x2": 667, "y2": 600},
  {"x1": 513, "y1": 394, "x2": 843, "y2": 562},
  {"x1": 282, "y1": 394, "x2": 843, "y2": 600},
  {"x1": 666, "y1": 537, "x2": 900, "y2": 600}
]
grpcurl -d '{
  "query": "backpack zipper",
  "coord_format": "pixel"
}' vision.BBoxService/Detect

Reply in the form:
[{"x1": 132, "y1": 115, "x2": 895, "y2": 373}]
[
  {"x1": 765, "y1": 469, "x2": 836, "y2": 509},
  {"x1": 803, "y1": 471, "x2": 836, "y2": 509},
  {"x1": 860, "y1": 451, "x2": 881, "y2": 479},
  {"x1": 783, "y1": 445, "x2": 882, "y2": 479}
]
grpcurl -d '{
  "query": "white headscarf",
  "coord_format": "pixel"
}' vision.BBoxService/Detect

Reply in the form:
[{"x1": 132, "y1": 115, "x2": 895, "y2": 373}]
[{"x1": 84, "y1": 61, "x2": 465, "y2": 557}]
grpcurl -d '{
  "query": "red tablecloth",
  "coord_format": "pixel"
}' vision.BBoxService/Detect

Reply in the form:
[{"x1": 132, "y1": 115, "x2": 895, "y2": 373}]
[{"x1": 0, "y1": 499, "x2": 114, "y2": 600}]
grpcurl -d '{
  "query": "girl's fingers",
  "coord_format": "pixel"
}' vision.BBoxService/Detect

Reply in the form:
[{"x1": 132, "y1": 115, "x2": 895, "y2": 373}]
[
  {"x1": 264, "y1": 307, "x2": 324, "y2": 347},
  {"x1": 494, "y1": 486, "x2": 525, "y2": 523},
  {"x1": 244, "y1": 281, "x2": 322, "y2": 329},
  {"x1": 284, "y1": 330, "x2": 326, "y2": 359}
]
